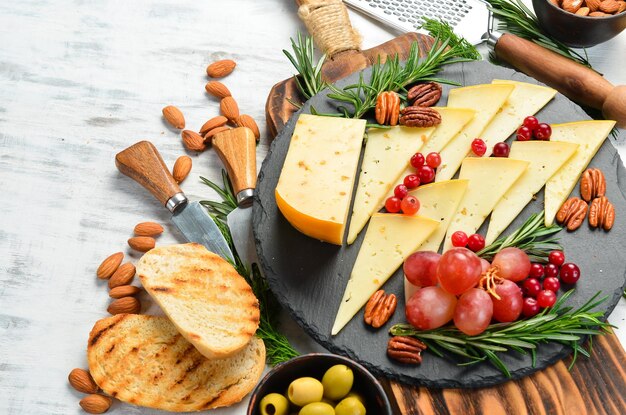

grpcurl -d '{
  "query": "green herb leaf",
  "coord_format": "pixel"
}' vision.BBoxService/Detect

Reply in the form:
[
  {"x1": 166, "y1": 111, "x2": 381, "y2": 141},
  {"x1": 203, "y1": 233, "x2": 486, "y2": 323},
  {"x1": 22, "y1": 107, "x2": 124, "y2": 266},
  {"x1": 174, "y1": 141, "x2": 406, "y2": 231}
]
[{"x1": 283, "y1": 32, "x2": 327, "y2": 102}]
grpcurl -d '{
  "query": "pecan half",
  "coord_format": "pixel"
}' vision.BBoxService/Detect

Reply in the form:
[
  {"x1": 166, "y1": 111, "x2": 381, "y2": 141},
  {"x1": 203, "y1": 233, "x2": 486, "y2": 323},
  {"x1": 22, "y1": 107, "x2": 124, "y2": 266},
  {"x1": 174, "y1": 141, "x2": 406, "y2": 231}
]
[
  {"x1": 407, "y1": 82, "x2": 442, "y2": 107},
  {"x1": 364, "y1": 290, "x2": 397, "y2": 328},
  {"x1": 387, "y1": 336, "x2": 427, "y2": 364},
  {"x1": 556, "y1": 197, "x2": 588, "y2": 231},
  {"x1": 375, "y1": 91, "x2": 400, "y2": 126},
  {"x1": 400, "y1": 106, "x2": 442, "y2": 128},
  {"x1": 580, "y1": 168, "x2": 606, "y2": 202},
  {"x1": 589, "y1": 196, "x2": 615, "y2": 230}
]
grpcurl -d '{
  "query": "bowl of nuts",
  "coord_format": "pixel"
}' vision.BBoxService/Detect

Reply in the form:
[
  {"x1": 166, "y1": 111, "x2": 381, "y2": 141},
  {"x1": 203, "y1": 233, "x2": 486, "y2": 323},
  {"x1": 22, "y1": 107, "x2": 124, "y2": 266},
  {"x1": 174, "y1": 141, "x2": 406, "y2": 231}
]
[{"x1": 533, "y1": 0, "x2": 626, "y2": 47}]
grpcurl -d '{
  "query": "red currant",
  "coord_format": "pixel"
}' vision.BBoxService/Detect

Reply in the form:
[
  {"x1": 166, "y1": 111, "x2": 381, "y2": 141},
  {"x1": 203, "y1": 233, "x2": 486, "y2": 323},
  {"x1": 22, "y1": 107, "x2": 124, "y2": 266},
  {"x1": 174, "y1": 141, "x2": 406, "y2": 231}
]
[
  {"x1": 522, "y1": 297, "x2": 540, "y2": 318},
  {"x1": 516, "y1": 125, "x2": 532, "y2": 141},
  {"x1": 522, "y1": 278, "x2": 542, "y2": 297},
  {"x1": 544, "y1": 263, "x2": 559, "y2": 279},
  {"x1": 471, "y1": 138, "x2": 487, "y2": 156},
  {"x1": 400, "y1": 195, "x2": 420, "y2": 215},
  {"x1": 418, "y1": 165, "x2": 435, "y2": 184},
  {"x1": 410, "y1": 152, "x2": 425, "y2": 169},
  {"x1": 534, "y1": 123, "x2": 552, "y2": 140},
  {"x1": 403, "y1": 174, "x2": 420, "y2": 189},
  {"x1": 426, "y1": 152, "x2": 442, "y2": 168},
  {"x1": 536, "y1": 290, "x2": 557, "y2": 308},
  {"x1": 385, "y1": 197, "x2": 402, "y2": 213},
  {"x1": 451, "y1": 231, "x2": 469, "y2": 247},
  {"x1": 529, "y1": 263, "x2": 545, "y2": 279},
  {"x1": 543, "y1": 277, "x2": 561, "y2": 293},
  {"x1": 493, "y1": 142, "x2": 510, "y2": 157},
  {"x1": 466, "y1": 234, "x2": 485, "y2": 252},
  {"x1": 548, "y1": 250, "x2": 565, "y2": 267},
  {"x1": 523, "y1": 116, "x2": 539, "y2": 131},
  {"x1": 394, "y1": 184, "x2": 408, "y2": 199},
  {"x1": 560, "y1": 263, "x2": 580, "y2": 284}
]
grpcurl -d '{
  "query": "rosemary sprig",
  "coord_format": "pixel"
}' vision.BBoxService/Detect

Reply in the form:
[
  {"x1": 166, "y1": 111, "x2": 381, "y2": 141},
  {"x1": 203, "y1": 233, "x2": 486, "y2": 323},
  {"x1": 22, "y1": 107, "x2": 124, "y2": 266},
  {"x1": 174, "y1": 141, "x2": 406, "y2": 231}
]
[
  {"x1": 477, "y1": 211, "x2": 562, "y2": 262},
  {"x1": 200, "y1": 173, "x2": 299, "y2": 365},
  {"x1": 283, "y1": 32, "x2": 327, "y2": 103},
  {"x1": 485, "y1": 0, "x2": 591, "y2": 68},
  {"x1": 391, "y1": 290, "x2": 612, "y2": 377}
]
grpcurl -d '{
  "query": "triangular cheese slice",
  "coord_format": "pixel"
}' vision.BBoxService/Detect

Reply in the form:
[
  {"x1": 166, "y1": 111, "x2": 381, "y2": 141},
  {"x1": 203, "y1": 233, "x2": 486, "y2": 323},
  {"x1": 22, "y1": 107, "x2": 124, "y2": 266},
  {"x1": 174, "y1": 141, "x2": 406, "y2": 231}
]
[
  {"x1": 544, "y1": 120, "x2": 615, "y2": 226},
  {"x1": 479, "y1": 80, "x2": 556, "y2": 156},
  {"x1": 485, "y1": 141, "x2": 579, "y2": 245},
  {"x1": 346, "y1": 126, "x2": 435, "y2": 244},
  {"x1": 382, "y1": 107, "x2": 475, "y2": 201},
  {"x1": 331, "y1": 214, "x2": 439, "y2": 335},
  {"x1": 435, "y1": 84, "x2": 515, "y2": 182},
  {"x1": 443, "y1": 158, "x2": 529, "y2": 251},
  {"x1": 404, "y1": 180, "x2": 469, "y2": 302}
]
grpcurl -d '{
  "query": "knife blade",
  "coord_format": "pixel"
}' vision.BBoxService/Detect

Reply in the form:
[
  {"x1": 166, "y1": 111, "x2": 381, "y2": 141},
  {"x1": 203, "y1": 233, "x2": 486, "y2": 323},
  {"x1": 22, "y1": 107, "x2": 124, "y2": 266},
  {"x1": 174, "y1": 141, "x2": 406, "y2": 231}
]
[
  {"x1": 212, "y1": 127, "x2": 257, "y2": 266},
  {"x1": 115, "y1": 140, "x2": 234, "y2": 262}
]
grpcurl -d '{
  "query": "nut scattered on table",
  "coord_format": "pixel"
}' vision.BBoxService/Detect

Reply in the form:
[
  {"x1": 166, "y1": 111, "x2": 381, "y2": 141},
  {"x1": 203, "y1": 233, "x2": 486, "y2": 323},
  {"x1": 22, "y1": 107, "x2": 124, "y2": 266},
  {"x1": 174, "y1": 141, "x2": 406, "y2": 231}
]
[
  {"x1": 556, "y1": 197, "x2": 589, "y2": 231},
  {"x1": 205, "y1": 81, "x2": 231, "y2": 99},
  {"x1": 580, "y1": 168, "x2": 606, "y2": 202},
  {"x1": 162, "y1": 105, "x2": 185, "y2": 129},
  {"x1": 199, "y1": 115, "x2": 228, "y2": 135},
  {"x1": 79, "y1": 394, "x2": 112, "y2": 414},
  {"x1": 127, "y1": 236, "x2": 155, "y2": 252},
  {"x1": 133, "y1": 222, "x2": 163, "y2": 237},
  {"x1": 407, "y1": 82, "x2": 442, "y2": 107},
  {"x1": 206, "y1": 59, "x2": 236, "y2": 78},
  {"x1": 589, "y1": 196, "x2": 615, "y2": 230},
  {"x1": 387, "y1": 336, "x2": 427, "y2": 364},
  {"x1": 68, "y1": 368, "x2": 99, "y2": 394},
  {"x1": 234, "y1": 114, "x2": 261, "y2": 141},
  {"x1": 220, "y1": 96, "x2": 240, "y2": 121},
  {"x1": 399, "y1": 106, "x2": 442, "y2": 128},
  {"x1": 108, "y1": 262, "x2": 136, "y2": 289},
  {"x1": 107, "y1": 296, "x2": 141, "y2": 315},
  {"x1": 109, "y1": 285, "x2": 142, "y2": 299},
  {"x1": 203, "y1": 126, "x2": 231, "y2": 144},
  {"x1": 96, "y1": 252, "x2": 124, "y2": 280},
  {"x1": 172, "y1": 156, "x2": 192, "y2": 183},
  {"x1": 364, "y1": 289, "x2": 397, "y2": 328},
  {"x1": 182, "y1": 130, "x2": 206, "y2": 152},
  {"x1": 375, "y1": 91, "x2": 400, "y2": 126}
]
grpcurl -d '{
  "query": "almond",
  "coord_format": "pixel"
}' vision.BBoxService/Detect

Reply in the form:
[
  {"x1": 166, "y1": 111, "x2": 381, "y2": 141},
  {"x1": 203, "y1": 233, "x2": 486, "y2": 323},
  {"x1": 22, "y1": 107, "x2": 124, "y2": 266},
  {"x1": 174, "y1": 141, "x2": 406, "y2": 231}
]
[
  {"x1": 586, "y1": 0, "x2": 601, "y2": 11},
  {"x1": 576, "y1": 6, "x2": 591, "y2": 14},
  {"x1": 205, "y1": 81, "x2": 231, "y2": 99},
  {"x1": 96, "y1": 252, "x2": 123, "y2": 280},
  {"x1": 199, "y1": 115, "x2": 228, "y2": 135},
  {"x1": 109, "y1": 285, "x2": 142, "y2": 299},
  {"x1": 172, "y1": 155, "x2": 192, "y2": 183},
  {"x1": 589, "y1": 10, "x2": 608, "y2": 14},
  {"x1": 599, "y1": 0, "x2": 620, "y2": 12},
  {"x1": 127, "y1": 236, "x2": 155, "y2": 252},
  {"x1": 206, "y1": 59, "x2": 236, "y2": 78},
  {"x1": 182, "y1": 130, "x2": 206, "y2": 152},
  {"x1": 107, "y1": 296, "x2": 141, "y2": 315},
  {"x1": 133, "y1": 221, "x2": 163, "y2": 236},
  {"x1": 220, "y1": 96, "x2": 239, "y2": 120},
  {"x1": 79, "y1": 394, "x2": 112, "y2": 414},
  {"x1": 562, "y1": 0, "x2": 583, "y2": 12},
  {"x1": 203, "y1": 126, "x2": 231, "y2": 144},
  {"x1": 162, "y1": 105, "x2": 185, "y2": 129},
  {"x1": 618, "y1": 1, "x2": 626, "y2": 12},
  {"x1": 68, "y1": 368, "x2": 98, "y2": 394},
  {"x1": 234, "y1": 114, "x2": 260, "y2": 141},
  {"x1": 108, "y1": 262, "x2": 136, "y2": 289}
]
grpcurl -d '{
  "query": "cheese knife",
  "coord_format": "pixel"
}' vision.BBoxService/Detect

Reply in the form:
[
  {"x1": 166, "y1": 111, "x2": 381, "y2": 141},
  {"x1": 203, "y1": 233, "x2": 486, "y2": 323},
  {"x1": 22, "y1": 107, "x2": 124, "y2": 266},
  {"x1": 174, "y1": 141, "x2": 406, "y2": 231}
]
[{"x1": 115, "y1": 141, "x2": 235, "y2": 262}]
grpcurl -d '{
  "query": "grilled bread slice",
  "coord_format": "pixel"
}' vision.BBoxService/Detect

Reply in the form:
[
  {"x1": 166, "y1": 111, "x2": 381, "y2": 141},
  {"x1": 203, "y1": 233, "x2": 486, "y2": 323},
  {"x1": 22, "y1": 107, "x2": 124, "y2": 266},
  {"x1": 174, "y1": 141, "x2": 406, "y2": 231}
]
[
  {"x1": 137, "y1": 243, "x2": 260, "y2": 359},
  {"x1": 88, "y1": 314, "x2": 265, "y2": 412}
]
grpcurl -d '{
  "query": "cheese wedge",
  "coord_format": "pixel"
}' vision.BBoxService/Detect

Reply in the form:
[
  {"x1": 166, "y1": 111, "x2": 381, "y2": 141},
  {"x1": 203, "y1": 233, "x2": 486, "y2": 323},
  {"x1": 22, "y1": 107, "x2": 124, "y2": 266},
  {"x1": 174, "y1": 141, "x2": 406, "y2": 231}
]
[
  {"x1": 479, "y1": 80, "x2": 556, "y2": 156},
  {"x1": 436, "y1": 84, "x2": 515, "y2": 182},
  {"x1": 346, "y1": 126, "x2": 435, "y2": 245},
  {"x1": 331, "y1": 214, "x2": 439, "y2": 335},
  {"x1": 485, "y1": 141, "x2": 579, "y2": 245},
  {"x1": 443, "y1": 158, "x2": 529, "y2": 251},
  {"x1": 544, "y1": 120, "x2": 615, "y2": 226},
  {"x1": 275, "y1": 114, "x2": 366, "y2": 245},
  {"x1": 404, "y1": 179, "x2": 469, "y2": 301},
  {"x1": 383, "y1": 107, "x2": 475, "y2": 201}
]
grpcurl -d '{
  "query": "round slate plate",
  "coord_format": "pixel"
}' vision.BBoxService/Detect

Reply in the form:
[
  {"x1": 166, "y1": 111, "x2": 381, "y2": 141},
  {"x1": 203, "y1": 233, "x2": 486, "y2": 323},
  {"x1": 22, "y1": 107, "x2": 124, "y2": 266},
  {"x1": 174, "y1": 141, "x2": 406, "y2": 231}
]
[{"x1": 253, "y1": 60, "x2": 626, "y2": 388}]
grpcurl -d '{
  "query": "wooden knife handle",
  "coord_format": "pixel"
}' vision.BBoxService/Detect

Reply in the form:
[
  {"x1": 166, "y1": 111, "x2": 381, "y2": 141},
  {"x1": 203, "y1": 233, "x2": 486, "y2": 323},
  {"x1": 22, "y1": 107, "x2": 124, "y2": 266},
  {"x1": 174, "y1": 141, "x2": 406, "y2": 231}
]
[
  {"x1": 115, "y1": 141, "x2": 182, "y2": 206},
  {"x1": 495, "y1": 33, "x2": 626, "y2": 128},
  {"x1": 212, "y1": 127, "x2": 257, "y2": 204}
]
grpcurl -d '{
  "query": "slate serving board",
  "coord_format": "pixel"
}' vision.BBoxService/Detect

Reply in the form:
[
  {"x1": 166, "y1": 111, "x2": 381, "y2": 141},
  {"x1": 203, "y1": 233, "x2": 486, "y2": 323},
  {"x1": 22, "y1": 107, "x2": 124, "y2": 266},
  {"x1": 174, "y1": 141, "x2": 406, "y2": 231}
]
[{"x1": 253, "y1": 60, "x2": 626, "y2": 388}]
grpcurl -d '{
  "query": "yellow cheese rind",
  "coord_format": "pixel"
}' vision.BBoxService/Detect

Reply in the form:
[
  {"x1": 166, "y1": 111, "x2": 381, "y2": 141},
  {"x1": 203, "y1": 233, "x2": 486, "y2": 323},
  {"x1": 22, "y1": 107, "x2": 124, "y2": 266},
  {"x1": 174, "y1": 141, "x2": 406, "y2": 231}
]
[
  {"x1": 346, "y1": 126, "x2": 435, "y2": 245},
  {"x1": 275, "y1": 114, "x2": 366, "y2": 245},
  {"x1": 486, "y1": 141, "x2": 579, "y2": 245},
  {"x1": 331, "y1": 214, "x2": 439, "y2": 335},
  {"x1": 544, "y1": 120, "x2": 615, "y2": 226},
  {"x1": 443, "y1": 158, "x2": 529, "y2": 251},
  {"x1": 436, "y1": 84, "x2": 515, "y2": 182}
]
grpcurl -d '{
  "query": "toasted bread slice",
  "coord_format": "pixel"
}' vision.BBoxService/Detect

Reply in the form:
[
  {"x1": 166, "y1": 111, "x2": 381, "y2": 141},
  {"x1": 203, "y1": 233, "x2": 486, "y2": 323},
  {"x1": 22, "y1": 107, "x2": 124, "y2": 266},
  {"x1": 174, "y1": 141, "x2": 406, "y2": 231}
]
[
  {"x1": 88, "y1": 314, "x2": 265, "y2": 412},
  {"x1": 137, "y1": 243, "x2": 260, "y2": 359}
]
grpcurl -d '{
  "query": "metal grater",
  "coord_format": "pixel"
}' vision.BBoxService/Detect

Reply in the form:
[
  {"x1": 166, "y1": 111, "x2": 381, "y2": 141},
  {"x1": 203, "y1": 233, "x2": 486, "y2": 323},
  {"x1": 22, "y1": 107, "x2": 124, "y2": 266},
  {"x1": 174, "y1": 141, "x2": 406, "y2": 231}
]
[{"x1": 343, "y1": 0, "x2": 490, "y2": 45}]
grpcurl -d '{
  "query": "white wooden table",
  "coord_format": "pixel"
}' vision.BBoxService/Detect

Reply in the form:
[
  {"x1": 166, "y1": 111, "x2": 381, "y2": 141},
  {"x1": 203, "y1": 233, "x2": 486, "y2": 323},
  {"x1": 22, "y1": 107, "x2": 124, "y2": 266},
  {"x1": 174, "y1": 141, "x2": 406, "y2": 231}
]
[{"x1": 0, "y1": 1, "x2": 624, "y2": 414}]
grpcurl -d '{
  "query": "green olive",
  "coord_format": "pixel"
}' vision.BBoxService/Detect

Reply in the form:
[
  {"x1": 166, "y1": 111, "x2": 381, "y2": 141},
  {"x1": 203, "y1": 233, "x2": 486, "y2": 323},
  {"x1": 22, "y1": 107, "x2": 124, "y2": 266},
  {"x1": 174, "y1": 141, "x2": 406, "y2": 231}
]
[
  {"x1": 334, "y1": 397, "x2": 366, "y2": 415},
  {"x1": 298, "y1": 402, "x2": 335, "y2": 415},
  {"x1": 287, "y1": 377, "x2": 324, "y2": 406},
  {"x1": 344, "y1": 392, "x2": 364, "y2": 405},
  {"x1": 259, "y1": 393, "x2": 289, "y2": 415},
  {"x1": 321, "y1": 365, "x2": 354, "y2": 401}
]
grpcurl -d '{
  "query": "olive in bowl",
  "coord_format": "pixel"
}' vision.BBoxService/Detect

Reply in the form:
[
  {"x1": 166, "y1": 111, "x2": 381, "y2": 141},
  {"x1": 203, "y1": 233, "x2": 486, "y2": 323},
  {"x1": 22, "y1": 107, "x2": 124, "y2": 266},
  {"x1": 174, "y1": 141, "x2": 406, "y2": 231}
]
[{"x1": 247, "y1": 353, "x2": 392, "y2": 415}]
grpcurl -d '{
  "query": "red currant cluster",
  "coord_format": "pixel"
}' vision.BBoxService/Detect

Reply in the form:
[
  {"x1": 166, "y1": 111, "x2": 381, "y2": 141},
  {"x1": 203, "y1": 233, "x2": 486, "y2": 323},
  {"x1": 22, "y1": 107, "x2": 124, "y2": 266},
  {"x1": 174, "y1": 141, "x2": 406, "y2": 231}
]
[
  {"x1": 450, "y1": 230, "x2": 485, "y2": 252},
  {"x1": 471, "y1": 138, "x2": 510, "y2": 157},
  {"x1": 516, "y1": 116, "x2": 552, "y2": 141},
  {"x1": 384, "y1": 151, "x2": 441, "y2": 215}
]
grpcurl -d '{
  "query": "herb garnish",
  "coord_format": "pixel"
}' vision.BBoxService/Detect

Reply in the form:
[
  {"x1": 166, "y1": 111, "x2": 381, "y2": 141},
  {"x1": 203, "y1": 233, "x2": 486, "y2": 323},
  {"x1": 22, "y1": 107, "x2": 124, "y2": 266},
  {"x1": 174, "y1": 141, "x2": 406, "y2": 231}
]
[{"x1": 283, "y1": 32, "x2": 327, "y2": 104}]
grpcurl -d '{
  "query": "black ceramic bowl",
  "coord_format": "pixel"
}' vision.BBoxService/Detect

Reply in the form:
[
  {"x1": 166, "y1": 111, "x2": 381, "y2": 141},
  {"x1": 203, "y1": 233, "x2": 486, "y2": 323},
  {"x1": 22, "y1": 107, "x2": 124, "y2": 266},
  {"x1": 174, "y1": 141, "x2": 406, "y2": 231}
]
[
  {"x1": 533, "y1": 0, "x2": 626, "y2": 47},
  {"x1": 247, "y1": 353, "x2": 392, "y2": 415}
]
